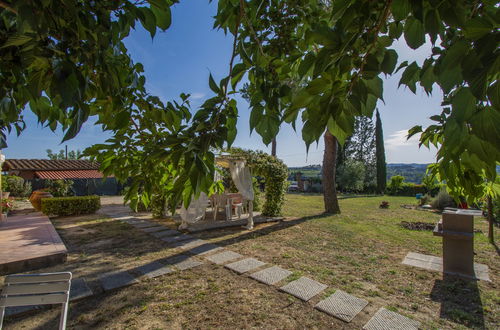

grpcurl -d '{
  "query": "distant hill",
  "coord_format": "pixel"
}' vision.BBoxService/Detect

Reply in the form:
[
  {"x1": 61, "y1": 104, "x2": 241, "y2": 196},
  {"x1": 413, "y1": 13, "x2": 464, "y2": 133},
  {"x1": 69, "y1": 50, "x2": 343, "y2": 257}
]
[{"x1": 289, "y1": 163, "x2": 430, "y2": 184}]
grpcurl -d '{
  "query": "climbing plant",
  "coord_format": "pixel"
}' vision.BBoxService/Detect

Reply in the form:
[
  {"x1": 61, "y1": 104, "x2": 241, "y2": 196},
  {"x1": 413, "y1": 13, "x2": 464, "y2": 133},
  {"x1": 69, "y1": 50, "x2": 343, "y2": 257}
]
[{"x1": 228, "y1": 148, "x2": 288, "y2": 217}]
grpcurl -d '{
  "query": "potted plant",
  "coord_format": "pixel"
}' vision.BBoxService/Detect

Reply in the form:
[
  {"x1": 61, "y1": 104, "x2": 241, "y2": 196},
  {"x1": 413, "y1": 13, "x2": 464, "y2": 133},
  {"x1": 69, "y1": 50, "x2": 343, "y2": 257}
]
[{"x1": 1, "y1": 197, "x2": 14, "y2": 220}]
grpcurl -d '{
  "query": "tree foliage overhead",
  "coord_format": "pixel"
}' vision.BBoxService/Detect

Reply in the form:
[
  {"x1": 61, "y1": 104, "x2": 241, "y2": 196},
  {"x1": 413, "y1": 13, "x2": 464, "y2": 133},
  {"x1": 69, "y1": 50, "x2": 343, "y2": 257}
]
[
  {"x1": 1, "y1": 0, "x2": 498, "y2": 210},
  {"x1": 0, "y1": 0, "x2": 174, "y2": 146}
]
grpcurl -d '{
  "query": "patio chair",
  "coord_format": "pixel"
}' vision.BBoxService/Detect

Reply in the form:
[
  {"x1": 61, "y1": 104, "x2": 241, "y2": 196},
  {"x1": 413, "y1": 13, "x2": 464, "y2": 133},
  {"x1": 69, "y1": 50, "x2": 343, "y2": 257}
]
[
  {"x1": 0, "y1": 272, "x2": 72, "y2": 330},
  {"x1": 211, "y1": 194, "x2": 232, "y2": 221}
]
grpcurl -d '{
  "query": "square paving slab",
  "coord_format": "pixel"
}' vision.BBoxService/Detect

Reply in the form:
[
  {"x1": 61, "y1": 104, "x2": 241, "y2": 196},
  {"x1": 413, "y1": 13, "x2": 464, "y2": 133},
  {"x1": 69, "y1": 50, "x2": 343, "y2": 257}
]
[
  {"x1": 70, "y1": 278, "x2": 93, "y2": 301},
  {"x1": 173, "y1": 258, "x2": 204, "y2": 270},
  {"x1": 151, "y1": 229, "x2": 179, "y2": 238},
  {"x1": 249, "y1": 266, "x2": 292, "y2": 285},
  {"x1": 99, "y1": 271, "x2": 139, "y2": 292},
  {"x1": 177, "y1": 238, "x2": 207, "y2": 248},
  {"x1": 135, "y1": 261, "x2": 174, "y2": 278},
  {"x1": 161, "y1": 234, "x2": 195, "y2": 244},
  {"x1": 363, "y1": 308, "x2": 420, "y2": 330},
  {"x1": 205, "y1": 250, "x2": 243, "y2": 264},
  {"x1": 141, "y1": 226, "x2": 168, "y2": 233},
  {"x1": 315, "y1": 289, "x2": 368, "y2": 322},
  {"x1": 224, "y1": 258, "x2": 266, "y2": 274},
  {"x1": 131, "y1": 221, "x2": 159, "y2": 229},
  {"x1": 402, "y1": 252, "x2": 490, "y2": 281},
  {"x1": 187, "y1": 243, "x2": 223, "y2": 256},
  {"x1": 280, "y1": 276, "x2": 327, "y2": 301},
  {"x1": 161, "y1": 254, "x2": 191, "y2": 265}
]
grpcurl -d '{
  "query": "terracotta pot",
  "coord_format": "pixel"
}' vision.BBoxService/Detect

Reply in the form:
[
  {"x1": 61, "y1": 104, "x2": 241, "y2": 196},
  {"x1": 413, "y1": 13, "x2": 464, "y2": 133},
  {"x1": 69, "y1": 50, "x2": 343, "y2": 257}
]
[
  {"x1": 29, "y1": 190, "x2": 53, "y2": 211},
  {"x1": 1, "y1": 192, "x2": 10, "y2": 198}
]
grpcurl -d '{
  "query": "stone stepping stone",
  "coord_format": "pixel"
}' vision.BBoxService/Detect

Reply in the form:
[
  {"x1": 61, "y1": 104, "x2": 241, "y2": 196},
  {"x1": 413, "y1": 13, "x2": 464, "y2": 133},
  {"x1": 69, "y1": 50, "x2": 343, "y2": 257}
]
[
  {"x1": 280, "y1": 276, "x2": 327, "y2": 301},
  {"x1": 174, "y1": 258, "x2": 204, "y2": 271},
  {"x1": 363, "y1": 308, "x2": 420, "y2": 330},
  {"x1": 161, "y1": 234, "x2": 195, "y2": 244},
  {"x1": 249, "y1": 266, "x2": 292, "y2": 285},
  {"x1": 141, "y1": 225, "x2": 168, "y2": 233},
  {"x1": 187, "y1": 243, "x2": 223, "y2": 256},
  {"x1": 315, "y1": 289, "x2": 368, "y2": 322},
  {"x1": 225, "y1": 258, "x2": 266, "y2": 274},
  {"x1": 99, "y1": 271, "x2": 139, "y2": 292},
  {"x1": 174, "y1": 238, "x2": 207, "y2": 249},
  {"x1": 161, "y1": 253, "x2": 191, "y2": 265},
  {"x1": 135, "y1": 261, "x2": 174, "y2": 278},
  {"x1": 131, "y1": 221, "x2": 158, "y2": 229},
  {"x1": 205, "y1": 250, "x2": 243, "y2": 265},
  {"x1": 151, "y1": 229, "x2": 179, "y2": 238},
  {"x1": 70, "y1": 278, "x2": 93, "y2": 301},
  {"x1": 178, "y1": 238, "x2": 208, "y2": 250}
]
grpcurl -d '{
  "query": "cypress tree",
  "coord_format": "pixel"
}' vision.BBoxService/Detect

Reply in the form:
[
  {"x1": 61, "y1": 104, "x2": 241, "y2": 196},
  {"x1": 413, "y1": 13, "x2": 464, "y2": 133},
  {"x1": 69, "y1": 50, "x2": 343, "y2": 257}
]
[{"x1": 375, "y1": 109, "x2": 386, "y2": 194}]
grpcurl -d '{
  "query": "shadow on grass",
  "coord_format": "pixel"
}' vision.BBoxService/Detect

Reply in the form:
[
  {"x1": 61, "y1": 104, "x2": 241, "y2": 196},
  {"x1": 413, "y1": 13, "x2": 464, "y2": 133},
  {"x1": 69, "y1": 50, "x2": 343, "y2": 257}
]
[
  {"x1": 430, "y1": 275, "x2": 485, "y2": 329},
  {"x1": 5, "y1": 210, "x2": 332, "y2": 326}
]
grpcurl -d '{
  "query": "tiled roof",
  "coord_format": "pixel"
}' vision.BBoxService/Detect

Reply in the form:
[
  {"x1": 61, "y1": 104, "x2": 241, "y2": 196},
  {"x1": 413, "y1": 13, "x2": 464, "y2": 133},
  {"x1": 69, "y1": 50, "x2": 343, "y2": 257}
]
[
  {"x1": 34, "y1": 170, "x2": 106, "y2": 180},
  {"x1": 2, "y1": 159, "x2": 99, "y2": 171}
]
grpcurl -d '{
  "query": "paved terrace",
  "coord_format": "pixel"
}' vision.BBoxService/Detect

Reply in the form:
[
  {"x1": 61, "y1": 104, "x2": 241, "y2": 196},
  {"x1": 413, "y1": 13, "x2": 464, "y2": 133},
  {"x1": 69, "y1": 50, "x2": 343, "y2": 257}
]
[{"x1": 0, "y1": 212, "x2": 67, "y2": 275}]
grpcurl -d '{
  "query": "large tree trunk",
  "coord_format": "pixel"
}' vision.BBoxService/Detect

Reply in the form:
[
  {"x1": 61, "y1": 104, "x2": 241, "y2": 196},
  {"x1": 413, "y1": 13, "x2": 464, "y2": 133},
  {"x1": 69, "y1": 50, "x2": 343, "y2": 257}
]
[
  {"x1": 323, "y1": 131, "x2": 340, "y2": 214},
  {"x1": 271, "y1": 138, "x2": 277, "y2": 156}
]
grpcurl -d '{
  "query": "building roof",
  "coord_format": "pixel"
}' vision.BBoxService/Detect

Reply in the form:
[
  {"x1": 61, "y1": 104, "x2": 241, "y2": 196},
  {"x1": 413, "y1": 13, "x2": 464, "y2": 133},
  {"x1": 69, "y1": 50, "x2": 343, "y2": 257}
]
[
  {"x1": 34, "y1": 170, "x2": 105, "y2": 180},
  {"x1": 2, "y1": 159, "x2": 99, "y2": 171}
]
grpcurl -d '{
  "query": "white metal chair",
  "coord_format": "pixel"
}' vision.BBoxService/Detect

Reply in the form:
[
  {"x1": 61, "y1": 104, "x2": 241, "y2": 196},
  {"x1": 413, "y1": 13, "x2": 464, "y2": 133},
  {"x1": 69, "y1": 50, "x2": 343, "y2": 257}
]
[{"x1": 0, "y1": 272, "x2": 72, "y2": 330}]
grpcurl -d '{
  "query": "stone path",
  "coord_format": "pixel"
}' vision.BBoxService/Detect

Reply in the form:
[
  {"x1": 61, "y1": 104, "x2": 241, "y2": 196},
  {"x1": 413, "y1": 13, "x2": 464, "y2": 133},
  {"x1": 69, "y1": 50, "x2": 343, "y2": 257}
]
[
  {"x1": 121, "y1": 216, "x2": 424, "y2": 328},
  {"x1": 7, "y1": 214, "x2": 424, "y2": 328}
]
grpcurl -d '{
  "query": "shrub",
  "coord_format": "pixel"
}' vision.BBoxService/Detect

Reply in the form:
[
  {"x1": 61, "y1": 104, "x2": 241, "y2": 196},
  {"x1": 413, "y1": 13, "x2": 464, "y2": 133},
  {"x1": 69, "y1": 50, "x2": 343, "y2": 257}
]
[
  {"x1": 418, "y1": 194, "x2": 432, "y2": 206},
  {"x1": 431, "y1": 189, "x2": 457, "y2": 210},
  {"x1": 151, "y1": 193, "x2": 167, "y2": 218},
  {"x1": 387, "y1": 175, "x2": 405, "y2": 194},
  {"x1": 4, "y1": 176, "x2": 32, "y2": 197},
  {"x1": 337, "y1": 159, "x2": 365, "y2": 192},
  {"x1": 379, "y1": 201, "x2": 390, "y2": 209},
  {"x1": 47, "y1": 179, "x2": 74, "y2": 197},
  {"x1": 41, "y1": 195, "x2": 101, "y2": 216}
]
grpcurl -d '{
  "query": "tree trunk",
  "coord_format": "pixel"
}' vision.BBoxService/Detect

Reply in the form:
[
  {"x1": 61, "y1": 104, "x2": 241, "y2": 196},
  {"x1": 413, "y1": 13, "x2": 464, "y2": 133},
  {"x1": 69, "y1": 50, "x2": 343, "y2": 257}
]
[
  {"x1": 487, "y1": 195, "x2": 494, "y2": 244},
  {"x1": 271, "y1": 138, "x2": 277, "y2": 157},
  {"x1": 323, "y1": 131, "x2": 340, "y2": 214}
]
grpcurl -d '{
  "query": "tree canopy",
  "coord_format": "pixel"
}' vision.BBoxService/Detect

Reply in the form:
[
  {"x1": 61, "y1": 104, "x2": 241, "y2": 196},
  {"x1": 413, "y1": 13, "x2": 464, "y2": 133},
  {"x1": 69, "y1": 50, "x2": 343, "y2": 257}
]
[{"x1": 1, "y1": 0, "x2": 498, "y2": 209}]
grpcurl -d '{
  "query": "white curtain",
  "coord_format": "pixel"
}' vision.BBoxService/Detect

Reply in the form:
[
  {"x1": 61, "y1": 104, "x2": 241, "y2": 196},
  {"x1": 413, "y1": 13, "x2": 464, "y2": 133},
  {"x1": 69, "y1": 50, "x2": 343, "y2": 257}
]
[
  {"x1": 179, "y1": 192, "x2": 209, "y2": 228},
  {"x1": 229, "y1": 160, "x2": 254, "y2": 201},
  {"x1": 229, "y1": 160, "x2": 254, "y2": 229}
]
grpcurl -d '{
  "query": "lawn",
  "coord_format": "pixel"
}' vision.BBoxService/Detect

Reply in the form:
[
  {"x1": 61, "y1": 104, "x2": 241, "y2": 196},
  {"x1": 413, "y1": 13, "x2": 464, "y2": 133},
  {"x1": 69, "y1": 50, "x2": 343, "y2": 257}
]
[{"x1": 2, "y1": 195, "x2": 499, "y2": 329}]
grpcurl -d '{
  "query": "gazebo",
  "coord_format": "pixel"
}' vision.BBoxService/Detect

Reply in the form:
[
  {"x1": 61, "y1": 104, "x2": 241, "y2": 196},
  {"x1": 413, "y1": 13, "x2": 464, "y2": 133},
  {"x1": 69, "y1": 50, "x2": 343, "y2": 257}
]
[{"x1": 179, "y1": 155, "x2": 255, "y2": 230}]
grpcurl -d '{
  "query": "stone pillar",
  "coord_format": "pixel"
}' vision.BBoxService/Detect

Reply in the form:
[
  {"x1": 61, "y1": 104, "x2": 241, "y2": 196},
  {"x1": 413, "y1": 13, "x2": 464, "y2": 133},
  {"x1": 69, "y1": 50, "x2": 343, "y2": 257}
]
[{"x1": 435, "y1": 210, "x2": 474, "y2": 277}]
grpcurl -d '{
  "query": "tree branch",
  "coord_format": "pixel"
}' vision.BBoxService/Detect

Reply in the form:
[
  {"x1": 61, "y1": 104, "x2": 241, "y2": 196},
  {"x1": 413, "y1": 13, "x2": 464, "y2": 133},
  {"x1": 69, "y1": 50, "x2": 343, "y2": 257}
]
[{"x1": 0, "y1": 1, "x2": 17, "y2": 14}]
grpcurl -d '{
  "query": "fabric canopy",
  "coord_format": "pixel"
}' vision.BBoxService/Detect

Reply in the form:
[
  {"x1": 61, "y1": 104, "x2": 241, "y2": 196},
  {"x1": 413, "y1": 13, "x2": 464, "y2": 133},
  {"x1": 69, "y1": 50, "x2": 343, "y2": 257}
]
[
  {"x1": 178, "y1": 158, "x2": 255, "y2": 230},
  {"x1": 229, "y1": 160, "x2": 254, "y2": 201}
]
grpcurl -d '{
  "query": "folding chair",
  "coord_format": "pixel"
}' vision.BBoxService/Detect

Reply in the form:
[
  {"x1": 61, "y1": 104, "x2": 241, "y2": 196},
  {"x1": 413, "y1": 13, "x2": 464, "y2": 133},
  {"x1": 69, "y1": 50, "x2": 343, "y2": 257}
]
[{"x1": 0, "y1": 272, "x2": 72, "y2": 330}]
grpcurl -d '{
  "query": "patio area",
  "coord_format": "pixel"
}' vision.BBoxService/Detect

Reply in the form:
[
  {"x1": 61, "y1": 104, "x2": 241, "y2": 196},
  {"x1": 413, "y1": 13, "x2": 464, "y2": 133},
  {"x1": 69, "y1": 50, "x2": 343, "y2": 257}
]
[{"x1": 0, "y1": 211, "x2": 68, "y2": 275}]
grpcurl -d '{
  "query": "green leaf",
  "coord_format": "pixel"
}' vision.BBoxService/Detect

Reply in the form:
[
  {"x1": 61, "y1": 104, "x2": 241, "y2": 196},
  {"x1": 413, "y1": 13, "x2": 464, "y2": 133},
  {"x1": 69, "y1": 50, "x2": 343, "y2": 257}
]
[
  {"x1": 1, "y1": 34, "x2": 33, "y2": 48},
  {"x1": 424, "y1": 9, "x2": 441, "y2": 43},
  {"x1": 487, "y1": 81, "x2": 500, "y2": 109},
  {"x1": 399, "y1": 62, "x2": 420, "y2": 93},
  {"x1": 139, "y1": 7, "x2": 157, "y2": 38},
  {"x1": 381, "y1": 49, "x2": 398, "y2": 75},
  {"x1": 208, "y1": 73, "x2": 220, "y2": 94},
  {"x1": 404, "y1": 17, "x2": 425, "y2": 49},
  {"x1": 451, "y1": 88, "x2": 475, "y2": 123},
  {"x1": 391, "y1": 0, "x2": 411, "y2": 21},
  {"x1": 464, "y1": 17, "x2": 493, "y2": 40},
  {"x1": 364, "y1": 77, "x2": 383, "y2": 101},
  {"x1": 151, "y1": 5, "x2": 171, "y2": 30}
]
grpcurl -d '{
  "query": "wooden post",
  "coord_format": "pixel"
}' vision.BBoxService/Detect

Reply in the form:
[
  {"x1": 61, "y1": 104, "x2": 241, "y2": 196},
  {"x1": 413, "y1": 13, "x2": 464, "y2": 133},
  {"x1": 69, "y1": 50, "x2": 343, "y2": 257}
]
[{"x1": 0, "y1": 150, "x2": 4, "y2": 221}]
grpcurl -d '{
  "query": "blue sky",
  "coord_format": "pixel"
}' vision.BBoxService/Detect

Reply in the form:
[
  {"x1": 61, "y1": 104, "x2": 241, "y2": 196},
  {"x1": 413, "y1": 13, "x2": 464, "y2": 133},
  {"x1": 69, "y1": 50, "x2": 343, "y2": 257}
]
[{"x1": 4, "y1": 1, "x2": 440, "y2": 166}]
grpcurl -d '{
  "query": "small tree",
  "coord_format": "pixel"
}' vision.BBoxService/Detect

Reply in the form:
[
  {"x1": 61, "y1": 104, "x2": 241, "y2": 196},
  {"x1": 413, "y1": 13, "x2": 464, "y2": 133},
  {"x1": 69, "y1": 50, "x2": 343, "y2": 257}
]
[
  {"x1": 337, "y1": 160, "x2": 366, "y2": 193},
  {"x1": 375, "y1": 110, "x2": 386, "y2": 194},
  {"x1": 387, "y1": 175, "x2": 405, "y2": 195}
]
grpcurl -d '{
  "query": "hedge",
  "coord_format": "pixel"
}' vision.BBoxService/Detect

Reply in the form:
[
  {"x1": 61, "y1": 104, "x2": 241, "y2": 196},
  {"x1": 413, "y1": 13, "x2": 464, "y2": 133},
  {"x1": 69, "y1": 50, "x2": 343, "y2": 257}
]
[{"x1": 41, "y1": 195, "x2": 101, "y2": 216}]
